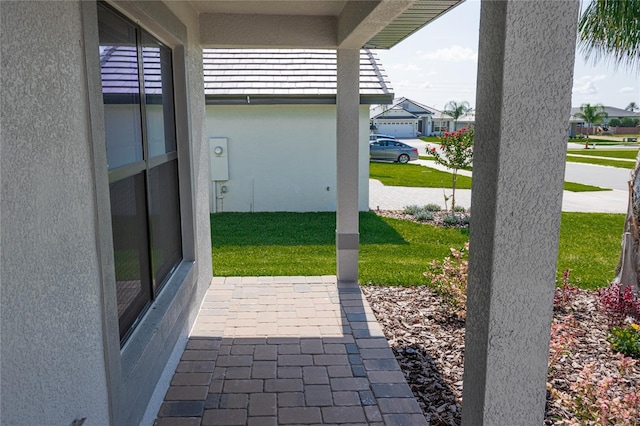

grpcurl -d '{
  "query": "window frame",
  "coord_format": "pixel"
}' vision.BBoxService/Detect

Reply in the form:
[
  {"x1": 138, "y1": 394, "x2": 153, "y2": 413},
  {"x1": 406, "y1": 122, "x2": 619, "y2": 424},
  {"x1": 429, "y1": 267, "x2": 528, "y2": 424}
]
[
  {"x1": 99, "y1": 2, "x2": 183, "y2": 343},
  {"x1": 83, "y1": 1, "x2": 198, "y2": 423}
]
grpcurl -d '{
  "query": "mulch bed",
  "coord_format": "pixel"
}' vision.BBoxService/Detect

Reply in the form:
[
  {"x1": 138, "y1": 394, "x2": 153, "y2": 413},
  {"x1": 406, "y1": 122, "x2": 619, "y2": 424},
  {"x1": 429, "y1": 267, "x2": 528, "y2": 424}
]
[
  {"x1": 362, "y1": 210, "x2": 639, "y2": 425},
  {"x1": 373, "y1": 209, "x2": 470, "y2": 228}
]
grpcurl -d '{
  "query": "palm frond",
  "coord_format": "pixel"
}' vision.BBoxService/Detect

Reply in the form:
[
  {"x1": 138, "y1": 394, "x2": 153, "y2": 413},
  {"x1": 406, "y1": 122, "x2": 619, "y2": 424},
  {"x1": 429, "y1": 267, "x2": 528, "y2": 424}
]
[{"x1": 578, "y1": 0, "x2": 640, "y2": 73}]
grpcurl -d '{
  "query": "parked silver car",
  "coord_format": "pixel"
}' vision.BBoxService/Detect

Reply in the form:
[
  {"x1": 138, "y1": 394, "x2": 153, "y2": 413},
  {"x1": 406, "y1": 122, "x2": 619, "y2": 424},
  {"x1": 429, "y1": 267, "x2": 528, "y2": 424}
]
[
  {"x1": 369, "y1": 134, "x2": 397, "y2": 141},
  {"x1": 369, "y1": 139, "x2": 418, "y2": 163}
]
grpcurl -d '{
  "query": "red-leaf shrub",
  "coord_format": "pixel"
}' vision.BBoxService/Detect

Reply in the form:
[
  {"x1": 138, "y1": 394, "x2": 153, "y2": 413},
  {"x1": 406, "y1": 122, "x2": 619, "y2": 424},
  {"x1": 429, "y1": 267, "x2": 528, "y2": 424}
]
[{"x1": 598, "y1": 282, "x2": 640, "y2": 327}]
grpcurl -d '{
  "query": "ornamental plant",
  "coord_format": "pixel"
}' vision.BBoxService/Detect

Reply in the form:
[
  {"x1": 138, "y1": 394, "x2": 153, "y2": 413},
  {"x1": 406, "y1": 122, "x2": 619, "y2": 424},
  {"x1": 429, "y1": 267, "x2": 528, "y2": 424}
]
[
  {"x1": 559, "y1": 358, "x2": 639, "y2": 425},
  {"x1": 427, "y1": 128, "x2": 473, "y2": 212},
  {"x1": 547, "y1": 320, "x2": 640, "y2": 424},
  {"x1": 554, "y1": 269, "x2": 580, "y2": 313},
  {"x1": 598, "y1": 282, "x2": 640, "y2": 327},
  {"x1": 423, "y1": 243, "x2": 469, "y2": 318},
  {"x1": 548, "y1": 315, "x2": 578, "y2": 369},
  {"x1": 608, "y1": 324, "x2": 640, "y2": 359}
]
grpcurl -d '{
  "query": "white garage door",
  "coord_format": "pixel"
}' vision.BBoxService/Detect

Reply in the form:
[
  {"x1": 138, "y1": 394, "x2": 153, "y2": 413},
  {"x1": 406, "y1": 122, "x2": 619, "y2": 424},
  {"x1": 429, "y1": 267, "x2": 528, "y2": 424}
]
[{"x1": 375, "y1": 120, "x2": 416, "y2": 138}]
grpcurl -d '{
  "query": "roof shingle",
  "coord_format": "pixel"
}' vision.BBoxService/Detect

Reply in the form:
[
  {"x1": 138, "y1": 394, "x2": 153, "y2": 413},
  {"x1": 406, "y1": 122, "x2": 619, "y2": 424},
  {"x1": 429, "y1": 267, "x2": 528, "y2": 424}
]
[{"x1": 203, "y1": 48, "x2": 394, "y2": 103}]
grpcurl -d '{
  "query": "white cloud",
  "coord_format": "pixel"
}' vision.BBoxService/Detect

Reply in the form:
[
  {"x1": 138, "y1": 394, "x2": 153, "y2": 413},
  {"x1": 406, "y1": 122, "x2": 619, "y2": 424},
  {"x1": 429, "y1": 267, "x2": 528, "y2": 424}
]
[
  {"x1": 419, "y1": 46, "x2": 478, "y2": 62},
  {"x1": 419, "y1": 82, "x2": 433, "y2": 89},
  {"x1": 389, "y1": 63, "x2": 421, "y2": 72},
  {"x1": 619, "y1": 86, "x2": 635, "y2": 93},
  {"x1": 572, "y1": 74, "x2": 606, "y2": 95},
  {"x1": 394, "y1": 79, "x2": 412, "y2": 89}
]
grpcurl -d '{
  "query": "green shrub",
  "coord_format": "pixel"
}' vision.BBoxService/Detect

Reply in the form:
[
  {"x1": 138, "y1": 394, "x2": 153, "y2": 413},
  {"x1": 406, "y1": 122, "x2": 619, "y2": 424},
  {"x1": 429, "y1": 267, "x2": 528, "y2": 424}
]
[
  {"x1": 403, "y1": 205, "x2": 421, "y2": 215},
  {"x1": 423, "y1": 203, "x2": 441, "y2": 212},
  {"x1": 453, "y1": 205, "x2": 466, "y2": 212},
  {"x1": 621, "y1": 117, "x2": 640, "y2": 127},
  {"x1": 414, "y1": 210, "x2": 434, "y2": 222},
  {"x1": 423, "y1": 243, "x2": 469, "y2": 318},
  {"x1": 443, "y1": 215, "x2": 459, "y2": 226},
  {"x1": 608, "y1": 118, "x2": 622, "y2": 127},
  {"x1": 608, "y1": 324, "x2": 640, "y2": 359}
]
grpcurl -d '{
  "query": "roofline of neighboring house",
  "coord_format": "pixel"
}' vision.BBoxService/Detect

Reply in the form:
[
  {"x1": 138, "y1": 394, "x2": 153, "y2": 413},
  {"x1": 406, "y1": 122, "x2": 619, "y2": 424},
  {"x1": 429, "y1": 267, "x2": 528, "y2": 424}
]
[
  {"x1": 205, "y1": 94, "x2": 394, "y2": 106},
  {"x1": 371, "y1": 114, "x2": 418, "y2": 119},
  {"x1": 392, "y1": 97, "x2": 440, "y2": 114}
]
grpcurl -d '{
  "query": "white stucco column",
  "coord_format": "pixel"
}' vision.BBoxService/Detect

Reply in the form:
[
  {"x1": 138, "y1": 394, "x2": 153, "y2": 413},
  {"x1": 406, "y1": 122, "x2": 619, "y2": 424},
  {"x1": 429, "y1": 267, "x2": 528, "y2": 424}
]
[
  {"x1": 461, "y1": 1, "x2": 578, "y2": 424},
  {"x1": 336, "y1": 48, "x2": 360, "y2": 285}
]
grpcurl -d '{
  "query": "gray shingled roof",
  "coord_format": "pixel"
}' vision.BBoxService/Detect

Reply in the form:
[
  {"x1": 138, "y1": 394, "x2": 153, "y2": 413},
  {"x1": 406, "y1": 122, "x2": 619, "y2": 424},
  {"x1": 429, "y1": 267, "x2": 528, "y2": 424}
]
[
  {"x1": 203, "y1": 49, "x2": 394, "y2": 105},
  {"x1": 100, "y1": 45, "x2": 164, "y2": 97},
  {"x1": 570, "y1": 106, "x2": 640, "y2": 121}
]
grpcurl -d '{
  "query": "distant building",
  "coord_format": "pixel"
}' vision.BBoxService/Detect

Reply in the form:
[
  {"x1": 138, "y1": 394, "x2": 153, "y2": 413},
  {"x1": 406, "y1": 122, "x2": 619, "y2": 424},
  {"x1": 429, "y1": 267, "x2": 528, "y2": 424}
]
[
  {"x1": 370, "y1": 97, "x2": 474, "y2": 137},
  {"x1": 203, "y1": 48, "x2": 393, "y2": 212},
  {"x1": 569, "y1": 106, "x2": 640, "y2": 137},
  {"x1": 370, "y1": 97, "x2": 436, "y2": 137}
]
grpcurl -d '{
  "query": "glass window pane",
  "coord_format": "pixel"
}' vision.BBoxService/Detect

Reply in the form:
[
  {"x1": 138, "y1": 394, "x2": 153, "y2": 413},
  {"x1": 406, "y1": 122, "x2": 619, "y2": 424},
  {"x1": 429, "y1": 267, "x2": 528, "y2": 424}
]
[
  {"x1": 142, "y1": 33, "x2": 176, "y2": 157},
  {"x1": 110, "y1": 174, "x2": 152, "y2": 340},
  {"x1": 98, "y1": 4, "x2": 143, "y2": 170},
  {"x1": 149, "y1": 160, "x2": 182, "y2": 290}
]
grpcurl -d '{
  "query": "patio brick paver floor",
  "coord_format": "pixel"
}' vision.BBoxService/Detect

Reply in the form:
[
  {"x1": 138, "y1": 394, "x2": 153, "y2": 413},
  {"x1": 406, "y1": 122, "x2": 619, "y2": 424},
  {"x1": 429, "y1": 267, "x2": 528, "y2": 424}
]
[{"x1": 154, "y1": 276, "x2": 427, "y2": 425}]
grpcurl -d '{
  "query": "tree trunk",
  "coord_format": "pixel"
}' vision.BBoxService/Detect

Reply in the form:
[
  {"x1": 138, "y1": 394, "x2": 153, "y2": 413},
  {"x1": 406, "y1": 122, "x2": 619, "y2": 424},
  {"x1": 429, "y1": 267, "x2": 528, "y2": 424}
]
[
  {"x1": 451, "y1": 169, "x2": 457, "y2": 213},
  {"x1": 615, "y1": 152, "x2": 640, "y2": 294}
]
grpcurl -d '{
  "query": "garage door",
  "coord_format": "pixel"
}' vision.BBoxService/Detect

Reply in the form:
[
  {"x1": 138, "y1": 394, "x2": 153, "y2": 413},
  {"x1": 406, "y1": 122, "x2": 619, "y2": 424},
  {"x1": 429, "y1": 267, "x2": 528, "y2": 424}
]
[{"x1": 374, "y1": 120, "x2": 416, "y2": 138}]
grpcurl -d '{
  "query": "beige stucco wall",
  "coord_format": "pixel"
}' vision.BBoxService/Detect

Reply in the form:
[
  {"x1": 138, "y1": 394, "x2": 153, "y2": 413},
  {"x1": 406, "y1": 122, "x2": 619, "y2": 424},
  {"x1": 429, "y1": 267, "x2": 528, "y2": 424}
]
[
  {"x1": 1, "y1": 1, "x2": 213, "y2": 424},
  {"x1": 1, "y1": 2, "x2": 111, "y2": 424},
  {"x1": 206, "y1": 104, "x2": 370, "y2": 212}
]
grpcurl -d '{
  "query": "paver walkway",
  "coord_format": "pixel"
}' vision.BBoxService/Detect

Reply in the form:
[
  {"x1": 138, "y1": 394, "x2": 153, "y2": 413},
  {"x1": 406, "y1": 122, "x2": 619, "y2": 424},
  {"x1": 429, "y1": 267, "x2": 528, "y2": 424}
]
[{"x1": 154, "y1": 276, "x2": 427, "y2": 426}]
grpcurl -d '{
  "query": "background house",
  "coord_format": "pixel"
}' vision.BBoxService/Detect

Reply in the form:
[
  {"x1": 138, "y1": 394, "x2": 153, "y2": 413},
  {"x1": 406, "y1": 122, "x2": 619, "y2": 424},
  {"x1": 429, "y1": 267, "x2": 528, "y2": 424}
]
[
  {"x1": 430, "y1": 108, "x2": 475, "y2": 134},
  {"x1": 370, "y1": 97, "x2": 475, "y2": 137},
  {"x1": 204, "y1": 49, "x2": 393, "y2": 213},
  {"x1": 569, "y1": 105, "x2": 640, "y2": 137},
  {"x1": 370, "y1": 97, "x2": 436, "y2": 137}
]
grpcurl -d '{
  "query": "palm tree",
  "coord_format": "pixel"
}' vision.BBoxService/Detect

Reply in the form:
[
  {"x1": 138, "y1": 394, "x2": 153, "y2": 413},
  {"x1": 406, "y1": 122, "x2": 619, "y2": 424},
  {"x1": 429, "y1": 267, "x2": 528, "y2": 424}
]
[
  {"x1": 442, "y1": 100, "x2": 471, "y2": 131},
  {"x1": 580, "y1": 0, "x2": 640, "y2": 293},
  {"x1": 578, "y1": 0, "x2": 640, "y2": 72},
  {"x1": 573, "y1": 103, "x2": 608, "y2": 147},
  {"x1": 626, "y1": 102, "x2": 639, "y2": 112}
]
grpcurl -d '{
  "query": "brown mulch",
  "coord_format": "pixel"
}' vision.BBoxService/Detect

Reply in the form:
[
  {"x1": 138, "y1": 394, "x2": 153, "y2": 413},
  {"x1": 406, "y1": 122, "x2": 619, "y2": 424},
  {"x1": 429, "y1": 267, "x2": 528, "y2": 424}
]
[
  {"x1": 374, "y1": 209, "x2": 470, "y2": 228},
  {"x1": 361, "y1": 211, "x2": 639, "y2": 425},
  {"x1": 362, "y1": 286, "x2": 639, "y2": 425}
]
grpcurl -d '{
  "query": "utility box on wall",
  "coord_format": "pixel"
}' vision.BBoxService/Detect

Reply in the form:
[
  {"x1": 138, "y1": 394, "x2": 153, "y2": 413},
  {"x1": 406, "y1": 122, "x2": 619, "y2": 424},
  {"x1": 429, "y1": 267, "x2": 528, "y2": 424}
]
[{"x1": 209, "y1": 137, "x2": 229, "y2": 181}]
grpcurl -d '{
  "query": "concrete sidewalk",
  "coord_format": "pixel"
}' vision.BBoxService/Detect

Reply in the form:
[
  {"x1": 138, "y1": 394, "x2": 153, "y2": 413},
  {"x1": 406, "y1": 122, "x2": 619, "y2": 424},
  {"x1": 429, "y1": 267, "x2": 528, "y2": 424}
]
[
  {"x1": 369, "y1": 177, "x2": 627, "y2": 213},
  {"x1": 372, "y1": 139, "x2": 629, "y2": 213}
]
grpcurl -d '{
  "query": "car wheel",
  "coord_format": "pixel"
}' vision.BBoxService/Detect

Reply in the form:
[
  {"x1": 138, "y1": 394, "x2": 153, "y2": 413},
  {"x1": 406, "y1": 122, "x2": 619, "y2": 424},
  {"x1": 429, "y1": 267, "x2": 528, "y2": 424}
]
[{"x1": 398, "y1": 154, "x2": 410, "y2": 164}]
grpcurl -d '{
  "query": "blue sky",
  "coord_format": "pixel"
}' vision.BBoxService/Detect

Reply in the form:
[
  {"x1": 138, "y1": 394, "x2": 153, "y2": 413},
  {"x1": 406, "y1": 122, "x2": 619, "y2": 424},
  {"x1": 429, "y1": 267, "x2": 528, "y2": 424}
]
[{"x1": 375, "y1": 0, "x2": 639, "y2": 111}]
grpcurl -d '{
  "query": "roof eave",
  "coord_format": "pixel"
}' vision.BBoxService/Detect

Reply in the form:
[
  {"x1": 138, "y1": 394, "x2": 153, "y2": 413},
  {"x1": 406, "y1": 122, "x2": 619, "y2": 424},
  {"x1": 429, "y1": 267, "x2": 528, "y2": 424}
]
[
  {"x1": 364, "y1": 0, "x2": 466, "y2": 49},
  {"x1": 205, "y1": 93, "x2": 394, "y2": 106}
]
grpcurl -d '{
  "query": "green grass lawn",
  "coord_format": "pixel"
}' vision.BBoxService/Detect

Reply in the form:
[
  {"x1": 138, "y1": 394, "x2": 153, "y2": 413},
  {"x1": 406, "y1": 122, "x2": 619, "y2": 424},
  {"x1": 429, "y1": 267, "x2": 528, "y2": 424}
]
[
  {"x1": 370, "y1": 162, "x2": 472, "y2": 189},
  {"x1": 419, "y1": 136, "x2": 441, "y2": 142},
  {"x1": 565, "y1": 155, "x2": 635, "y2": 169},
  {"x1": 418, "y1": 156, "x2": 473, "y2": 171},
  {"x1": 563, "y1": 182, "x2": 612, "y2": 192},
  {"x1": 566, "y1": 149, "x2": 638, "y2": 159},
  {"x1": 556, "y1": 212, "x2": 625, "y2": 289},
  {"x1": 568, "y1": 137, "x2": 615, "y2": 143},
  {"x1": 576, "y1": 141, "x2": 639, "y2": 147},
  {"x1": 211, "y1": 212, "x2": 466, "y2": 284},
  {"x1": 371, "y1": 162, "x2": 608, "y2": 192},
  {"x1": 211, "y1": 211, "x2": 624, "y2": 289}
]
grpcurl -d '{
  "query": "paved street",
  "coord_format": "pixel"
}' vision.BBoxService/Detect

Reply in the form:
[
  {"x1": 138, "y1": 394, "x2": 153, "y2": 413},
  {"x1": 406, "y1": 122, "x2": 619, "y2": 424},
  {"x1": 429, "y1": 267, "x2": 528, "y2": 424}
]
[{"x1": 370, "y1": 139, "x2": 632, "y2": 213}]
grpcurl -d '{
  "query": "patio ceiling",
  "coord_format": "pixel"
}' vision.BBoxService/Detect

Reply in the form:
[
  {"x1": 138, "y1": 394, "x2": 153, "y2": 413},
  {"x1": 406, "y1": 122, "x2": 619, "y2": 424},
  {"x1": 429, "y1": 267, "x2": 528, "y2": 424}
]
[{"x1": 194, "y1": 0, "x2": 463, "y2": 49}]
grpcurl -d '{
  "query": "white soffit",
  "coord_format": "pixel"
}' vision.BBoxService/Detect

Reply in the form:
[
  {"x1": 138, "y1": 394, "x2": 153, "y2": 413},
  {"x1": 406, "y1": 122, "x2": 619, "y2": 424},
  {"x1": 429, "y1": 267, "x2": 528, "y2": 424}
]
[
  {"x1": 194, "y1": 0, "x2": 464, "y2": 49},
  {"x1": 364, "y1": 0, "x2": 464, "y2": 48}
]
